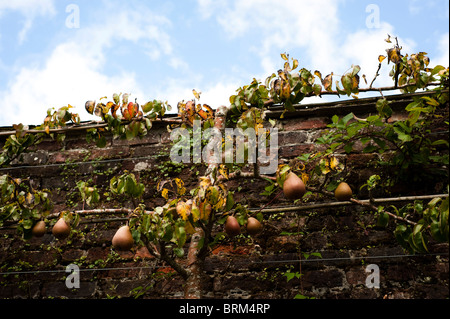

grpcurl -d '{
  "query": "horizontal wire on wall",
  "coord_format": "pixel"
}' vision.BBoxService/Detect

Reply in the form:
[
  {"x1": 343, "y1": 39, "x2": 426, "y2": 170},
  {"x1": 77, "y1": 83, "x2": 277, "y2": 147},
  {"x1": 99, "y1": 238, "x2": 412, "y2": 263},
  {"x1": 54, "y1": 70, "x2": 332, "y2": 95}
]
[{"x1": 0, "y1": 252, "x2": 447, "y2": 277}]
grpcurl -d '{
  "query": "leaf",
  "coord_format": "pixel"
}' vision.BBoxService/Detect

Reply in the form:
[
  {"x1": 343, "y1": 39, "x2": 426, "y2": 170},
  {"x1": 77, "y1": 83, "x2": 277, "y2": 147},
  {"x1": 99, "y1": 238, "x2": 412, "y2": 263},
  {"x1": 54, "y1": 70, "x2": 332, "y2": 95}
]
[
  {"x1": 376, "y1": 211, "x2": 389, "y2": 227},
  {"x1": 386, "y1": 47, "x2": 402, "y2": 64},
  {"x1": 393, "y1": 126, "x2": 413, "y2": 142},
  {"x1": 281, "y1": 53, "x2": 289, "y2": 61},
  {"x1": 314, "y1": 70, "x2": 323, "y2": 81},
  {"x1": 173, "y1": 247, "x2": 185, "y2": 257},
  {"x1": 341, "y1": 74, "x2": 353, "y2": 95},
  {"x1": 191, "y1": 202, "x2": 200, "y2": 222},
  {"x1": 161, "y1": 188, "x2": 169, "y2": 200},
  {"x1": 192, "y1": 89, "x2": 201, "y2": 100},
  {"x1": 351, "y1": 74, "x2": 360, "y2": 90},
  {"x1": 322, "y1": 73, "x2": 333, "y2": 92},
  {"x1": 378, "y1": 55, "x2": 386, "y2": 63},
  {"x1": 200, "y1": 202, "x2": 212, "y2": 221},
  {"x1": 96, "y1": 136, "x2": 107, "y2": 148},
  {"x1": 225, "y1": 192, "x2": 235, "y2": 211},
  {"x1": 362, "y1": 74, "x2": 367, "y2": 84},
  {"x1": 351, "y1": 65, "x2": 361, "y2": 77},
  {"x1": 284, "y1": 272, "x2": 297, "y2": 282}
]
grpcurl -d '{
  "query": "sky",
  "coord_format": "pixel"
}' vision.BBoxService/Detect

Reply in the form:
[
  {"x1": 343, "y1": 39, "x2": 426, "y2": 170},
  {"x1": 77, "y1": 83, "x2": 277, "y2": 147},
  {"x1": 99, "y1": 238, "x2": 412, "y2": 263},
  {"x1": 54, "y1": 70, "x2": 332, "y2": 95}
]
[{"x1": 0, "y1": 0, "x2": 448, "y2": 127}]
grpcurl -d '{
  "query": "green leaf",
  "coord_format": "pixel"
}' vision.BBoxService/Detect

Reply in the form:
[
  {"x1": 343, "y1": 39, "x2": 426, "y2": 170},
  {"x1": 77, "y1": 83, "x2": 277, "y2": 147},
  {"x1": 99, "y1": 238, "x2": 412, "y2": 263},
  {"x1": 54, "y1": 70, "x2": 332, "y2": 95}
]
[
  {"x1": 341, "y1": 74, "x2": 353, "y2": 95},
  {"x1": 376, "y1": 211, "x2": 389, "y2": 227},
  {"x1": 393, "y1": 126, "x2": 413, "y2": 142},
  {"x1": 225, "y1": 192, "x2": 235, "y2": 211},
  {"x1": 351, "y1": 65, "x2": 361, "y2": 77},
  {"x1": 342, "y1": 113, "x2": 354, "y2": 126},
  {"x1": 430, "y1": 220, "x2": 446, "y2": 242},
  {"x1": 344, "y1": 142, "x2": 353, "y2": 153},
  {"x1": 173, "y1": 247, "x2": 185, "y2": 257}
]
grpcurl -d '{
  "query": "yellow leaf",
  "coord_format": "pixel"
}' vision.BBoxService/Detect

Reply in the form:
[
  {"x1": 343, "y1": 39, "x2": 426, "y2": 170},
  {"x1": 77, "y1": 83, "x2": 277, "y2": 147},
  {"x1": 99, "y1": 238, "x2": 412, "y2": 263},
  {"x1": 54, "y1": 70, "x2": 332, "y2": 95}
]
[
  {"x1": 329, "y1": 157, "x2": 339, "y2": 170},
  {"x1": 161, "y1": 188, "x2": 169, "y2": 200},
  {"x1": 26, "y1": 192, "x2": 34, "y2": 205},
  {"x1": 378, "y1": 55, "x2": 386, "y2": 63},
  {"x1": 176, "y1": 201, "x2": 191, "y2": 221},
  {"x1": 386, "y1": 47, "x2": 402, "y2": 64},
  {"x1": 301, "y1": 172, "x2": 309, "y2": 185},
  {"x1": 283, "y1": 61, "x2": 291, "y2": 73},
  {"x1": 322, "y1": 74, "x2": 333, "y2": 92},
  {"x1": 281, "y1": 53, "x2": 289, "y2": 61},
  {"x1": 185, "y1": 221, "x2": 195, "y2": 234},
  {"x1": 174, "y1": 178, "x2": 184, "y2": 189},
  {"x1": 319, "y1": 158, "x2": 331, "y2": 175},
  {"x1": 45, "y1": 126, "x2": 50, "y2": 134},
  {"x1": 218, "y1": 165, "x2": 229, "y2": 179},
  {"x1": 292, "y1": 59, "x2": 299, "y2": 70},
  {"x1": 191, "y1": 202, "x2": 200, "y2": 222},
  {"x1": 192, "y1": 89, "x2": 201, "y2": 100},
  {"x1": 199, "y1": 177, "x2": 211, "y2": 190},
  {"x1": 200, "y1": 202, "x2": 212, "y2": 221},
  {"x1": 314, "y1": 70, "x2": 323, "y2": 81}
]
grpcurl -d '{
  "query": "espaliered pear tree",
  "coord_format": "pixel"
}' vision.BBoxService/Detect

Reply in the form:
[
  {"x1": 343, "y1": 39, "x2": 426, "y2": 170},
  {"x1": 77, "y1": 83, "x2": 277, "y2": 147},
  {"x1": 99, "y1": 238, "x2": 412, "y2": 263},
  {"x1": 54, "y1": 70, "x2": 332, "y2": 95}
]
[{"x1": 0, "y1": 37, "x2": 448, "y2": 298}]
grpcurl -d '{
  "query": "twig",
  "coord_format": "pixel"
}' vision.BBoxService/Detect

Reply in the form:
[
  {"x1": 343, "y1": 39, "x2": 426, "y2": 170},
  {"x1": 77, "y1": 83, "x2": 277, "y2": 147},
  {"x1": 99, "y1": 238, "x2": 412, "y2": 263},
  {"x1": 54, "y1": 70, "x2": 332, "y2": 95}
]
[
  {"x1": 262, "y1": 82, "x2": 442, "y2": 108},
  {"x1": 370, "y1": 63, "x2": 383, "y2": 89},
  {"x1": 254, "y1": 192, "x2": 449, "y2": 226}
]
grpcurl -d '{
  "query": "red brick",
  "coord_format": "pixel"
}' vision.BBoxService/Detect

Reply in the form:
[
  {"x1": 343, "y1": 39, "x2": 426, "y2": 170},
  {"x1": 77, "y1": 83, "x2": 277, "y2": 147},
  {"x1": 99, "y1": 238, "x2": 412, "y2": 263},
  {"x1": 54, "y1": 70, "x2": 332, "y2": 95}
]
[
  {"x1": 283, "y1": 117, "x2": 329, "y2": 130},
  {"x1": 134, "y1": 246, "x2": 155, "y2": 259},
  {"x1": 88, "y1": 146, "x2": 130, "y2": 161},
  {"x1": 47, "y1": 149, "x2": 89, "y2": 164},
  {"x1": 279, "y1": 144, "x2": 314, "y2": 158}
]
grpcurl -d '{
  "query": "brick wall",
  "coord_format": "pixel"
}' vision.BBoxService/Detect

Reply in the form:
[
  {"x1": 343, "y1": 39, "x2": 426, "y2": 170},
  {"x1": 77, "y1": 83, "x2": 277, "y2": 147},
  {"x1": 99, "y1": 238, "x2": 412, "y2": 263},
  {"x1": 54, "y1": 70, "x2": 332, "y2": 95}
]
[{"x1": 0, "y1": 93, "x2": 448, "y2": 299}]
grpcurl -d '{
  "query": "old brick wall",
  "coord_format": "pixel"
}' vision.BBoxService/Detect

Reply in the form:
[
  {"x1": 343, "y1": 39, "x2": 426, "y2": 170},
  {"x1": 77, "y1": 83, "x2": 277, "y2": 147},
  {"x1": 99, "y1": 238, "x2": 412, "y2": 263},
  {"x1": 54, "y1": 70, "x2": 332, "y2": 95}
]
[{"x1": 0, "y1": 93, "x2": 448, "y2": 299}]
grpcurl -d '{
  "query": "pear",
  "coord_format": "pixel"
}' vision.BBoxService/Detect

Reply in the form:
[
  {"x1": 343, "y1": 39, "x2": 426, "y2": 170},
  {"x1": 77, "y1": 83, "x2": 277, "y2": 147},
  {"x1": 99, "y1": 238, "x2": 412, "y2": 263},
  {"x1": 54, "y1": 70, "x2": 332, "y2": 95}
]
[
  {"x1": 283, "y1": 172, "x2": 306, "y2": 200},
  {"x1": 32, "y1": 220, "x2": 46, "y2": 237},
  {"x1": 52, "y1": 218, "x2": 71, "y2": 240},
  {"x1": 112, "y1": 225, "x2": 134, "y2": 251},
  {"x1": 247, "y1": 217, "x2": 263, "y2": 236},
  {"x1": 225, "y1": 216, "x2": 241, "y2": 237},
  {"x1": 335, "y1": 182, "x2": 353, "y2": 201}
]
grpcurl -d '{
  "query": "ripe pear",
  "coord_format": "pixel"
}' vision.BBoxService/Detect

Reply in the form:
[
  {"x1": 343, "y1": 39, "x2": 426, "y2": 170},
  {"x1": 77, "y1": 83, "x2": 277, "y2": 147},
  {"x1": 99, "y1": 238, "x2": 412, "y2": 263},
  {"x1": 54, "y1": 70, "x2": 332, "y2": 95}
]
[
  {"x1": 112, "y1": 225, "x2": 134, "y2": 251},
  {"x1": 335, "y1": 182, "x2": 353, "y2": 201},
  {"x1": 52, "y1": 218, "x2": 71, "y2": 240},
  {"x1": 283, "y1": 172, "x2": 306, "y2": 200},
  {"x1": 247, "y1": 217, "x2": 263, "y2": 236},
  {"x1": 32, "y1": 220, "x2": 46, "y2": 237},
  {"x1": 225, "y1": 216, "x2": 241, "y2": 237}
]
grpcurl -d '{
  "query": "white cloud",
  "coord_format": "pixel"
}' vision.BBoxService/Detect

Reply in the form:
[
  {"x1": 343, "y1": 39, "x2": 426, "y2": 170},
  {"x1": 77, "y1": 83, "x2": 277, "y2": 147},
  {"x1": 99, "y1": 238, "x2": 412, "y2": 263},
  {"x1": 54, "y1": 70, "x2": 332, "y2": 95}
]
[
  {"x1": 434, "y1": 32, "x2": 449, "y2": 67},
  {"x1": 198, "y1": 0, "x2": 340, "y2": 68},
  {"x1": 340, "y1": 24, "x2": 416, "y2": 88},
  {"x1": 197, "y1": 0, "x2": 419, "y2": 101},
  {"x1": 0, "y1": 0, "x2": 56, "y2": 44},
  {"x1": 0, "y1": 4, "x2": 179, "y2": 126}
]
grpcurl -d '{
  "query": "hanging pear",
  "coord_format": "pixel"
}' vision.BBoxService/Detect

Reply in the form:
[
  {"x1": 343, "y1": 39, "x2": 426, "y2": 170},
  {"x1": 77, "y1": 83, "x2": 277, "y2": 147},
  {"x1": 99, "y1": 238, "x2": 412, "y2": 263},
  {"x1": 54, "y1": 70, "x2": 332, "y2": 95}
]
[
  {"x1": 52, "y1": 218, "x2": 71, "y2": 240},
  {"x1": 32, "y1": 220, "x2": 46, "y2": 237},
  {"x1": 334, "y1": 182, "x2": 353, "y2": 201},
  {"x1": 283, "y1": 172, "x2": 306, "y2": 200},
  {"x1": 225, "y1": 216, "x2": 241, "y2": 237},
  {"x1": 112, "y1": 225, "x2": 134, "y2": 251}
]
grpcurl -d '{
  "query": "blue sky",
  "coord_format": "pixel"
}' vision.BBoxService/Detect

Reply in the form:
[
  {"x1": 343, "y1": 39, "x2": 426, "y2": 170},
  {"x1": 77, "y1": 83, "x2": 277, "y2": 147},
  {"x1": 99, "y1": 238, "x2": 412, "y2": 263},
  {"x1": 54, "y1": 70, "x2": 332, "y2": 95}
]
[{"x1": 0, "y1": 0, "x2": 448, "y2": 126}]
